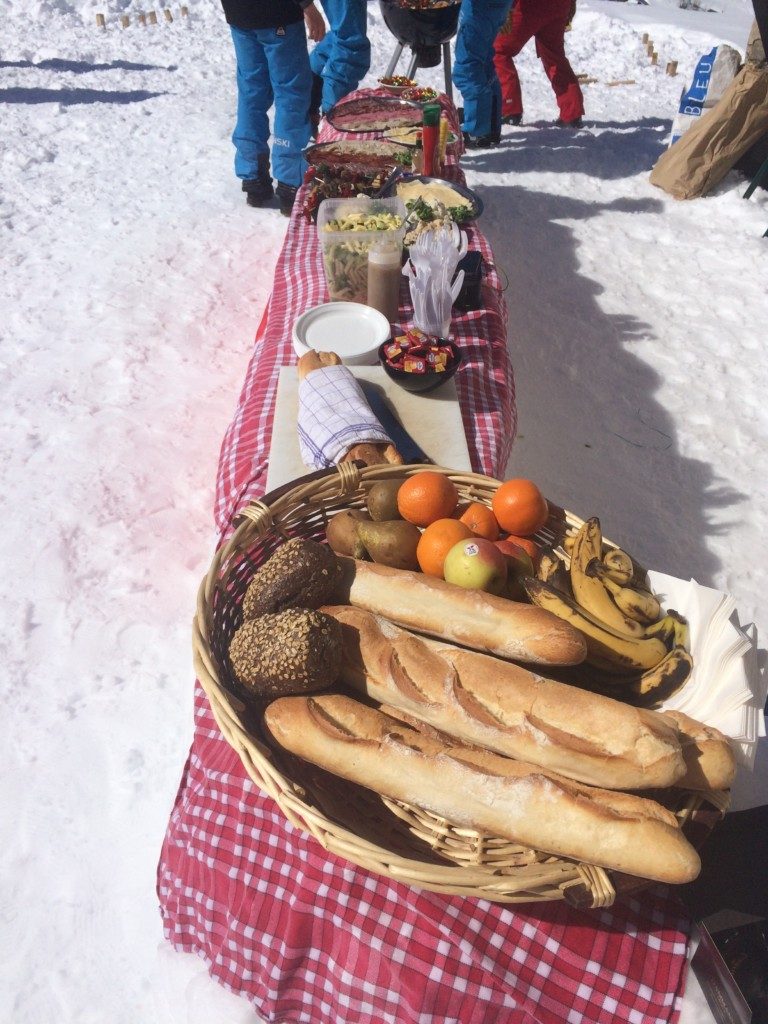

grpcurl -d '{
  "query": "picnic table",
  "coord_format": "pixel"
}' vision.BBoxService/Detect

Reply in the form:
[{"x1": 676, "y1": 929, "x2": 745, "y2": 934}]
[{"x1": 157, "y1": 93, "x2": 700, "y2": 1024}]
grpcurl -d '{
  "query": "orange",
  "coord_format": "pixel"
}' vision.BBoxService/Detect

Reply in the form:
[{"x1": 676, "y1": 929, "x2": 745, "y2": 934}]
[
  {"x1": 459, "y1": 501, "x2": 500, "y2": 541},
  {"x1": 417, "y1": 518, "x2": 473, "y2": 577},
  {"x1": 397, "y1": 471, "x2": 459, "y2": 527},
  {"x1": 491, "y1": 478, "x2": 549, "y2": 536}
]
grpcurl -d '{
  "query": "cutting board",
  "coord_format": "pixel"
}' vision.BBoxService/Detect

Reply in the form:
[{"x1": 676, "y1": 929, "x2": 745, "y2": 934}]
[{"x1": 266, "y1": 365, "x2": 471, "y2": 493}]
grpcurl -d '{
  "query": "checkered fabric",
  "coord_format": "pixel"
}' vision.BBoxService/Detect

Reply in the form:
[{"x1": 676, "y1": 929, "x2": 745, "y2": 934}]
[{"x1": 157, "y1": 91, "x2": 694, "y2": 1023}]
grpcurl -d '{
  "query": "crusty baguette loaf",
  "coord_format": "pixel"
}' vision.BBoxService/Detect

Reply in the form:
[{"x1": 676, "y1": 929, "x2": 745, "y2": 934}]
[
  {"x1": 661, "y1": 710, "x2": 737, "y2": 791},
  {"x1": 323, "y1": 605, "x2": 687, "y2": 790},
  {"x1": 336, "y1": 558, "x2": 587, "y2": 666},
  {"x1": 263, "y1": 694, "x2": 701, "y2": 884}
]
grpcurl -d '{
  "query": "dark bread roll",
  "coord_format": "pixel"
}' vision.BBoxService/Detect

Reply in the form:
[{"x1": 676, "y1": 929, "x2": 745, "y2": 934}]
[
  {"x1": 229, "y1": 609, "x2": 343, "y2": 697},
  {"x1": 242, "y1": 539, "x2": 342, "y2": 619}
]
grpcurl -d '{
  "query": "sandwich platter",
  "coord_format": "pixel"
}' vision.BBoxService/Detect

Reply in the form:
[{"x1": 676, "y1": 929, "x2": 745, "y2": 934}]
[{"x1": 326, "y1": 95, "x2": 424, "y2": 134}]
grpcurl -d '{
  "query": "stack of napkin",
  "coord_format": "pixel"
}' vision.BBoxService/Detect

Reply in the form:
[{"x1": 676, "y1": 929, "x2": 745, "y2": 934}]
[{"x1": 650, "y1": 571, "x2": 765, "y2": 769}]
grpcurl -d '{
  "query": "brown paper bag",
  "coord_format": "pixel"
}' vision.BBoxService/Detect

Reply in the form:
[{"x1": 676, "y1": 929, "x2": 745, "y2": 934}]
[{"x1": 650, "y1": 63, "x2": 768, "y2": 199}]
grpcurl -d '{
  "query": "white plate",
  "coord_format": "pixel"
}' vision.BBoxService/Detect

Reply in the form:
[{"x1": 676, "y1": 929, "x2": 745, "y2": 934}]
[{"x1": 291, "y1": 301, "x2": 391, "y2": 365}]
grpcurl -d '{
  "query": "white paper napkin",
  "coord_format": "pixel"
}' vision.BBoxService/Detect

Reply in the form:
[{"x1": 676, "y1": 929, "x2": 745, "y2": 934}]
[{"x1": 648, "y1": 571, "x2": 765, "y2": 769}]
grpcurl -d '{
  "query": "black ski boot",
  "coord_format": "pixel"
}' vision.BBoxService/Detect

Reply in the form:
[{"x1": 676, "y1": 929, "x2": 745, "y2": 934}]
[
  {"x1": 276, "y1": 181, "x2": 298, "y2": 217},
  {"x1": 242, "y1": 153, "x2": 273, "y2": 207}
]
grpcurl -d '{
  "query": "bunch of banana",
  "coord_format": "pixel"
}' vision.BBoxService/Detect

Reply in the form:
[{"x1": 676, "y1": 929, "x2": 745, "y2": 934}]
[{"x1": 527, "y1": 517, "x2": 692, "y2": 702}]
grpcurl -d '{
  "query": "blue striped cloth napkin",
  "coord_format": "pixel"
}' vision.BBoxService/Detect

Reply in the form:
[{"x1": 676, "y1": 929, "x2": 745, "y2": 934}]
[{"x1": 298, "y1": 365, "x2": 392, "y2": 469}]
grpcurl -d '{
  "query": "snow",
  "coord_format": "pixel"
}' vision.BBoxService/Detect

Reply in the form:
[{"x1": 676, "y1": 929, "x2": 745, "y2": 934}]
[{"x1": 1, "y1": 0, "x2": 765, "y2": 1021}]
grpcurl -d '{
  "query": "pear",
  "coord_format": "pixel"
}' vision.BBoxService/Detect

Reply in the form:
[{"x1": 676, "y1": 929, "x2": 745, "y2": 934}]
[
  {"x1": 326, "y1": 509, "x2": 370, "y2": 559},
  {"x1": 365, "y1": 480, "x2": 403, "y2": 522},
  {"x1": 357, "y1": 520, "x2": 421, "y2": 571}
]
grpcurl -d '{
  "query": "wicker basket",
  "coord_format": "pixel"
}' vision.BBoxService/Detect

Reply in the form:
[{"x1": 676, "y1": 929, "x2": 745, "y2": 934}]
[{"x1": 193, "y1": 463, "x2": 729, "y2": 908}]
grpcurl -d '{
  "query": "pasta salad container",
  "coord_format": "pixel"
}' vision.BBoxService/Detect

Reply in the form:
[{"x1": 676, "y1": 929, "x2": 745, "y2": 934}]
[{"x1": 317, "y1": 196, "x2": 407, "y2": 304}]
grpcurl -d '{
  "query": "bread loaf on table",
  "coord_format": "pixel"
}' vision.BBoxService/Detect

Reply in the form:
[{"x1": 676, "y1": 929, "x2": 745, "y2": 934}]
[
  {"x1": 298, "y1": 351, "x2": 403, "y2": 467},
  {"x1": 263, "y1": 694, "x2": 702, "y2": 884},
  {"x1": 336, "y1": 558, "x2": 587, "y2": 666},
  {"x1": 661, "y1": 709, "x2": 737, "y2": 791},
  {"x1": 324, "y1": 605, "x2": 686, "y2": 790}
]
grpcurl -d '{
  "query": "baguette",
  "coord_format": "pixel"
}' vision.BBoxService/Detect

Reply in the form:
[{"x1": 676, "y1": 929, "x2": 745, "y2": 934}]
[
  {"x1": 324, "y1": 605, "x2": 686, "y2": 790},
  {"x1": 337, "y1": 558, "x2": 587, "y2": 666},
  {"x1": 661, "y1": 710, "x2": 737, "y2": 791},
  {"x1": 263, "y1": 694, "x2": 701, "y2": 884}
]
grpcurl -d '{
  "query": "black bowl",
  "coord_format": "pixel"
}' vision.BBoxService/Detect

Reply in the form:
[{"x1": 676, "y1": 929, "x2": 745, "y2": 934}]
[{"x1": 378, "y1": 338, "x2": 462, "y2": 394}]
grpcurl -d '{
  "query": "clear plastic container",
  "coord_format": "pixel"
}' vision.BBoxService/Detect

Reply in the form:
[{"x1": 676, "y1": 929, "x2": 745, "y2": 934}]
[{"x1": 317, "y1": 196, "x2": 407, "y2": 303}]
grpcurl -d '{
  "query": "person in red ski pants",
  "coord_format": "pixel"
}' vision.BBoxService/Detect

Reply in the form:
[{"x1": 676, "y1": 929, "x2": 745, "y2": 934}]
[{"x1": 493, "y1": 0, "x2": 584, "y2": 127}]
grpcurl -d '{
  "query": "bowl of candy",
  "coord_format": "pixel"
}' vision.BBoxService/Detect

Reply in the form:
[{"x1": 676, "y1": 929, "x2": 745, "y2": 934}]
[
  {"x1": 378, "y1": 75, "x2": 419, "y2": 95},
  {"x1": 378, "y1": 329, "x2": 461, "y2": 394}
]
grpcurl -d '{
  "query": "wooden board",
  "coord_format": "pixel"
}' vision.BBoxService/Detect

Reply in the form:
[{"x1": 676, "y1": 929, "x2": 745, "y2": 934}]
[{"x1": 266, "y1": 365, "x2": 471, "y2": 492}]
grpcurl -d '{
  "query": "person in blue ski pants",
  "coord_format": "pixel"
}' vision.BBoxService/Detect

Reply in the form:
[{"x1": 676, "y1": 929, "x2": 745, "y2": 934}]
[
  {"x1": 309, "y1": 0, "x2": 371, "y2": 116},
  {"x1": 222, "y1": 0, "x2": 325, "y2": 214},
  {"x1": 453, "y1": 0, "x2": 515, "y2": 147}
]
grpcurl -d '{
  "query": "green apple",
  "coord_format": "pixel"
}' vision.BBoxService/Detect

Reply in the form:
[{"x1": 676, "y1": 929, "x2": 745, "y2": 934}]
[{"x1": 443, "y1": 538, "x2": 508, "y2": 594}]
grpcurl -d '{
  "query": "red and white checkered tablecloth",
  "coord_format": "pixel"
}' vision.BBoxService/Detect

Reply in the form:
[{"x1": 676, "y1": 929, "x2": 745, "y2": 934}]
[{"x1": 157, "y1": 92, "x2": 694, "y2": 1024}]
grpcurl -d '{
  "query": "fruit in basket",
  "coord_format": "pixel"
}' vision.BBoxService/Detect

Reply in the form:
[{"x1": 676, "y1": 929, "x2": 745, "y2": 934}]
[
  {"x1": 631, "y1": 645, "x2": 694, "y2": 701},
  {"x1": 536, "y1": 546, "x2": 571, "y2": 593},
  {"x1": 397, "y1": 471, "x2": 459, "y2": 526},
  {"x1": 524, "y1": 578, "x2": 669, "y2": 673},
  {"x1": 416, "y1": 518, "x2": 473, "y2": 577},
  {"x1": 229, "y1": 609, "x2": 343, "y2": 696},
  {"x1": 326, "y1": 509, "x2": 370, "y2": 559},
  {"x1": 501, "y1": 534, "x2": 540, "y2": 566},
  {"x1": 569, "y1": 519, "x2": 646, "y2": 638},
  {"x1": 357, "y1": 520, "x2": 422, "y2": 571},
  {"x1": 242, "y1": 539, "x2": 342, "y2": 618},
  {"x1": 645, "y1": 611, "x2": 691, "y2": 650},
  {"x1": 601, "y1": 548, "x2": 635, "y2": 585},
  {"x1": 459, "y1": 501, "x2": 500, "y2": 541},
  {"x1": 366, "y1": 480, "x2": 403, "y2": 522},
  {"x1": 491, "y1": 478, "x2": 549, "y2": 536},
  {"x1": 586, "y1": 559, "x2": 662, "y2": 624},
  {"x1": 493, "y1": 539, "x2": 535, "y2": 600},
  {"x1": 443, "y1": 538, "x2": 508, "y2": 594}
]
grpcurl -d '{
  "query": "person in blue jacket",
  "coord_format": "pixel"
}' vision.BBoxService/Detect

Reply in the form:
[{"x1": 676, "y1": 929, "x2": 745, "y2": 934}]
[
  {"x1": 220, "y1": 0, "x2": 326, "y2": 215},
  {"x1": 309, "y1": 0, "x2": 371, "y2": 122},
  {"x1": 453, "y1": 0, "x2": 515, "y2": 148}
]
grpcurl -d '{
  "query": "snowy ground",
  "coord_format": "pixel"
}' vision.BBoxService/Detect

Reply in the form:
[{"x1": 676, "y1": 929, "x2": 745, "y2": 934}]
[{"x1": 1, "y1": 0, "x2": 765, "y2": 1021}]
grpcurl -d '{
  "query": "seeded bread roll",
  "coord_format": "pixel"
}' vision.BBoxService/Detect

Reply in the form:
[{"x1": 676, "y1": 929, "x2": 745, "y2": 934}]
[
  {"x1": 229, "y1": 609, "x2": 342, "y2": 697},
  {"x1": 242, "y1": 539, "x2": 342, "y2": 619},
  {"x1": 263, "y1": 694, "x2": 702, "y2": 884}
]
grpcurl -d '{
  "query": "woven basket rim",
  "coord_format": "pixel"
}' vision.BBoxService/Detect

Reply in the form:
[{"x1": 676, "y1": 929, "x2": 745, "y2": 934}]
[{"x1": 193, "y1": 463, "x2": 728, "y2": 908}]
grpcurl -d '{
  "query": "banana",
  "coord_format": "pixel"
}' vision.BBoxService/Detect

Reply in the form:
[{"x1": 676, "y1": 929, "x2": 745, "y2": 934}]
[
  {"x1": 645, "y1": 610, "x2": 690, "y2": 650},
  {"x1": 548, "y1": 645, "x2": 693, "y2": 707},
  {"x1": 632, "y1": 645, "x2": 693, "y2": 702},
  {"x1": 524, "y1": 578, "x2": 669, "y2": 673},
  {"x1": 586, "y1": 560, "x2": 662, "y2": 624},
  {"x1": 562, "y1": 533, "x2": 577, "y2": 556},
  {"x1": 536, "y1": 546, "x2": 571, "y2": 594},
  {"x1": 569, "y1": 519, "x2": 645, "y2": 638},
  {"x1": 601, "y1": 548, "x2": 634, "y2": 585}
]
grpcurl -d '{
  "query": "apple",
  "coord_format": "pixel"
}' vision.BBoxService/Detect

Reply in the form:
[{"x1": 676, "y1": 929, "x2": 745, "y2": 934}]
[
  {"x1": 443, "y1": 538, "x2": 508, "y2": 595},
  {"x1": 494, "y1": 539, "x2": 535, "y2": 600},
  {"x1": 500, "y1": 534, "x2": 540, "y2": 569}
]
